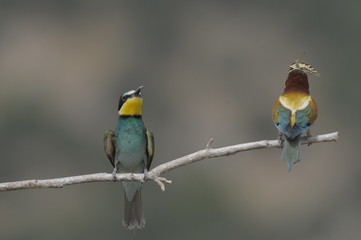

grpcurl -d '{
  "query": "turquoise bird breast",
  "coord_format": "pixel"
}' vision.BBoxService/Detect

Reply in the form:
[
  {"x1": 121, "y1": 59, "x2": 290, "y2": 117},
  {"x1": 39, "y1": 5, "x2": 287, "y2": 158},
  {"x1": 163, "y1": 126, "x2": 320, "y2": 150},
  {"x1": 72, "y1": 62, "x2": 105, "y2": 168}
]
[{"x1": 115, "y1": 116, "x2": 147, "y2": 172}]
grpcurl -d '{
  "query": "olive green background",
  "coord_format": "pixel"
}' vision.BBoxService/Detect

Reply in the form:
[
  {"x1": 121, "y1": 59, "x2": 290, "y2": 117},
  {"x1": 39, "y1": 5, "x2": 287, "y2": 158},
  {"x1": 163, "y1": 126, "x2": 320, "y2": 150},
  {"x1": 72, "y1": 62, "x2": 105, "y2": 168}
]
[{"x1": 0, "y1": 1, "x2": 359, "y2": 239}]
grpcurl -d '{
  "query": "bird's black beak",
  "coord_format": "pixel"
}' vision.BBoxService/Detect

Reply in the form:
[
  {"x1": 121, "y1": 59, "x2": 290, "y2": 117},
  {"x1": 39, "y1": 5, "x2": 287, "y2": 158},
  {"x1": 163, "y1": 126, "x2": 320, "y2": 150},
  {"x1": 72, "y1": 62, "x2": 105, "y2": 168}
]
[{"x1": 134, "y1": 86, "x2": 143, "y2": 97}]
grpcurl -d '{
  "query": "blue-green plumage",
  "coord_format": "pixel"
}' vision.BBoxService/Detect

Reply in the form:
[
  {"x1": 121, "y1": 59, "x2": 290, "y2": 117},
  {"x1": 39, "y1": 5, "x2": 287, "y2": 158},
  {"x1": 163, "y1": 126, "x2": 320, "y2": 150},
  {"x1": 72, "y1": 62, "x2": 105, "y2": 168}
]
[
  {"x1": 275, "y1": 104, "x2": 312, "y2": 139},
  {"x1": 275, "y1": 104, "x2": 305, "y2": 171},
  {"x1": 275, "y1": 104, "x2": 311, "y2": 171},
  {"x1": 282, "y1": 135, "x2": 302, "y2": 172},
  {"x1": 115, "y1": 116, "x2": 147, "y2": 201}
]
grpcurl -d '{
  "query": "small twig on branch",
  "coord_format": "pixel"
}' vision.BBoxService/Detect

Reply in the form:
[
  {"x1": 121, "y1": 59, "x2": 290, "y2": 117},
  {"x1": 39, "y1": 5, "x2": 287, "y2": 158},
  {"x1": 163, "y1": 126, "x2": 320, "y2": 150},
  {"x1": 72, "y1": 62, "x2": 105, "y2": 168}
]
[
  {"x1": 206, "y1": 138, "x2": 214, "y2": 149},
  {"x1": 0, "y1": 132, "x2": 338, "y2": 192}
]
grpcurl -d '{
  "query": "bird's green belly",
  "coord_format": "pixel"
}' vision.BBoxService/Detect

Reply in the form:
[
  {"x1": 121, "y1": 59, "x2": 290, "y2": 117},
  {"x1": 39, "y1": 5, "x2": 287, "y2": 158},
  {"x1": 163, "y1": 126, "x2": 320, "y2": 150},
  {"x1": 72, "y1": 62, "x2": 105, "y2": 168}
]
[
  {"x1": 117, "y1": 136, "x2": 146, "y2": 171},
  {"x1": 115, "y1": 117, "x2": 146, "y2": 172}
]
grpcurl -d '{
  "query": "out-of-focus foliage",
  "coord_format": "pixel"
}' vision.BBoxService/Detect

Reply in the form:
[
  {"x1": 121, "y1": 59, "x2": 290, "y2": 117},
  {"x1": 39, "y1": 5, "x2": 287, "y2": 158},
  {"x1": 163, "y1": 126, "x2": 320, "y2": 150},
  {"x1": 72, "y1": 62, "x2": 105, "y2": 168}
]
[{"x1": 0, "y1": 1, "x2": 360, "y2": 239}]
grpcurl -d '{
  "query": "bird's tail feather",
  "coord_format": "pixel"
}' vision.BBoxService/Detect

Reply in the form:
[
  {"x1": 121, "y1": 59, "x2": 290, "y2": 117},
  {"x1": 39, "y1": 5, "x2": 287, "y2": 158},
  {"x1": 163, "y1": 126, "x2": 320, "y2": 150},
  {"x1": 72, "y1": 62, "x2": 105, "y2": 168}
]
[
  {"x1": 123, "y1": 190, "x2": 145, "y2": 229},
  {"x1": 282, "y1": 135, "x2": 302, "y2": 172}
]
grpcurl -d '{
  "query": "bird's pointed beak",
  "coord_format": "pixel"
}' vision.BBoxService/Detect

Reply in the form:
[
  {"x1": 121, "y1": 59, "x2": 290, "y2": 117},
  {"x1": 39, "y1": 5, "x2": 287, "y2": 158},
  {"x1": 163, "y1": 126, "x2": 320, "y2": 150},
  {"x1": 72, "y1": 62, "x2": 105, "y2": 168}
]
[{"x1": 134, "y1": 86, "x2": 144, "y2": 96}]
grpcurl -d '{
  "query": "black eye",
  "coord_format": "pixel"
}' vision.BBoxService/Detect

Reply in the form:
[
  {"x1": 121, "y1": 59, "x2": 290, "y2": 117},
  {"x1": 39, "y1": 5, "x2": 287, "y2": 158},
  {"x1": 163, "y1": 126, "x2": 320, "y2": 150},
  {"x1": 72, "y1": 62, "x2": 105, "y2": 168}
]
[{"x1": 118, "y1": 96, "x2": 127, "y2": 110}]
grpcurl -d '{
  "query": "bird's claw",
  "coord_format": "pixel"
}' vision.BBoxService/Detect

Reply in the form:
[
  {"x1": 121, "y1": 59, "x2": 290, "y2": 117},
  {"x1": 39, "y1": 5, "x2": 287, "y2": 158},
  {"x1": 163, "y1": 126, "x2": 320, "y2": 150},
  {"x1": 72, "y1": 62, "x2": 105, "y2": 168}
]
[
  {"x1": 278, "y1": 132, "x2": 284, "y2": 148},
  {"x1": 306, "y1": 130, "x2": 312, "y2": 146},
  {"x1": 111, "y1": 167, "x2": 118, "y2": 182},
  {"x1": 143, "y1": 169, "x2": 151, "y2": 182}
]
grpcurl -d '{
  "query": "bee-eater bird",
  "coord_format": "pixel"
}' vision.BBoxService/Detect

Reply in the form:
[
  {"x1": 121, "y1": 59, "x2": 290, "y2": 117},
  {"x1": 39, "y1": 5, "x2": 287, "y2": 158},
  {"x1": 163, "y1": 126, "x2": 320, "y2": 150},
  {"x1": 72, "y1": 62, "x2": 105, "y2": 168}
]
[
  {"x1": 104, "y1": 86, "x2": 154, "y2": 229},
  {"x1": 272, "y1": 60, "x2": 318, "y2": 171}
]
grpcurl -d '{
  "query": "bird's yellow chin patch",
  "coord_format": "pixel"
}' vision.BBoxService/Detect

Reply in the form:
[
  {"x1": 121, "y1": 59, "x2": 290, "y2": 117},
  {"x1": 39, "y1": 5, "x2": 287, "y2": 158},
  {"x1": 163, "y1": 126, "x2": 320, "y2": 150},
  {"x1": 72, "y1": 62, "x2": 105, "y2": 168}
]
[{"x1": 118, "y1": 97, "x2": 143, "y2": 116}]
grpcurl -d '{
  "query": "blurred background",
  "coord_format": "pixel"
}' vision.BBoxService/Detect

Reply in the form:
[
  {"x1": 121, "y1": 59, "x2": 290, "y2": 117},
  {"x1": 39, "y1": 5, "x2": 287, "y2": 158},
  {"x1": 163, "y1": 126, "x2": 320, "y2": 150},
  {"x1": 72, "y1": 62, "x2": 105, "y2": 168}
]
[{"x1": 0, "y1": 1, "x2": 359, "y2": 239}]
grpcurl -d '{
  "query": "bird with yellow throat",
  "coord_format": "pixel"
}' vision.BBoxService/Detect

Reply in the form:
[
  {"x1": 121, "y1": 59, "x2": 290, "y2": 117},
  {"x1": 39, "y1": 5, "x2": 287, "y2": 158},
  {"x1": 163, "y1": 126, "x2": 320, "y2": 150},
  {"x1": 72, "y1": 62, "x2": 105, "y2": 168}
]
[
  {"x1": 104, "y1": 86, "x2": 154, "y2": 229},
  {"x1": 272, "y1": 60, "x2": 318, "y2": 171}
]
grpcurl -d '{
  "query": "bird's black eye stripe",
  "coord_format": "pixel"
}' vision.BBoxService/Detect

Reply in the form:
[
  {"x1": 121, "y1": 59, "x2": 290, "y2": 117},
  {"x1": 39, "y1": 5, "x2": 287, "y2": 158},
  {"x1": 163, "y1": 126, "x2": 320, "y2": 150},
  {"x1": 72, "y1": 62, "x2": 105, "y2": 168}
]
[{"x1": 118, "y1": 96, "x2": 127, "y2": 110}]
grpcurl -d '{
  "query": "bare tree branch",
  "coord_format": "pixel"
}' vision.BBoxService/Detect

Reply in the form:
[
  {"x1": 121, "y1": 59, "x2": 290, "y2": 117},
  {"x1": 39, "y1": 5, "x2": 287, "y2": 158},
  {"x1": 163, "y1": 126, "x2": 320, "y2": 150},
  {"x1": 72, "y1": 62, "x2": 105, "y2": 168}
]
[{"x1": 0, "y1": 132, "x2": 339, "y2": 192}]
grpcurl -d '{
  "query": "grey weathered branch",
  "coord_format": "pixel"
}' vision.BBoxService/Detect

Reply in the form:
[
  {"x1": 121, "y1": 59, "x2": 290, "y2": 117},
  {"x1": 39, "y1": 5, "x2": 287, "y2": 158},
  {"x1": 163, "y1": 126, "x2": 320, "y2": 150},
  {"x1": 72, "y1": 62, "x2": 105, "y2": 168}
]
[{"x1": 0, "y1": 132, "x2": 339, "y2": 192}]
